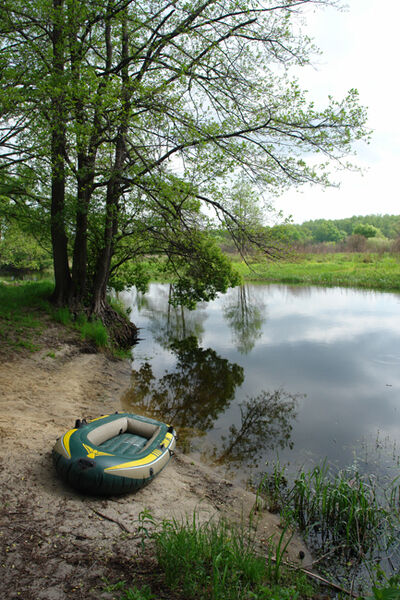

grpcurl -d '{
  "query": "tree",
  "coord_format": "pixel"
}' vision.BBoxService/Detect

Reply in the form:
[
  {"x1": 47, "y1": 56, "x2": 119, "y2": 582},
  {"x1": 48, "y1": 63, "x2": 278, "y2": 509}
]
[
  {"x1": 125, "y1": 336, "x2": 244, "y2": 432},
  {"x1": 268, "y1": 223, "x2": 312, "y2": 244},
  {"x1": 209, "y1": 389, "x2": 298, "y2": 469},
  {"x1": 352, "y1": 223, "x2": 380, "y2": 239},
  {"x1": 0, "y1": 0, "x2": 368, "y2": 345},
  {"x1": 224, "y1": 179, "x2": 269, "y2": 255},
  {"x1": 313, "y1": 221, "x2": 345, "y2": 243},
  {"x1": 223, "y1": 285, "x2": 266, "y2": 354}
]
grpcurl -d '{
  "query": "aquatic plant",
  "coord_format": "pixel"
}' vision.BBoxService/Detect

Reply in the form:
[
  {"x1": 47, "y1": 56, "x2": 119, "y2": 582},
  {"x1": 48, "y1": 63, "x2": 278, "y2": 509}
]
[
  {"x1": 262, "y1": 461, "x2": 400, "y2": 552},
  {"x1": 259, "y1": 461, "x2": 400, "y2": 593}
]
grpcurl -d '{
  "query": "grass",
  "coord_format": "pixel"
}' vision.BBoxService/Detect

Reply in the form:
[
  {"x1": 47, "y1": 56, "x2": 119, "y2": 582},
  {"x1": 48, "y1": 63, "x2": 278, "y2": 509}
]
[
  {"x1": 0, "y1": 280, "x2": 112, "y2": 353},
  {"x1": 113, "y1": 513, "x2": 316, "y2": 600},
  {"x1": 0, "y1": 280, "x2": 54, "y2": 352},
  {"x1": 80, "y1": 317, "x2": 109, "y2": 346},
  {"x1": 102, "y1": 512, "x2": 400, "y2": 599},
  {"x1": 101, "y1": 580, "x2": 156, "y2": 600},
  {"x1": 234, "y1": 253, "x2": 400, "y2": 292},
  {"x1": 259, "y1": 461, "x2": 400, "y2": 595}
]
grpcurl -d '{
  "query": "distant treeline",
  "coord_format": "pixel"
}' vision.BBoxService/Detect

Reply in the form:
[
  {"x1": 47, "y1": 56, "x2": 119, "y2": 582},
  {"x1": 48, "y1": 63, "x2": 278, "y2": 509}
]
[
  {"x1": 290, "y1": 214, "x2": 400, "y2": 243},
  {"x1": 212, "y1": 213, "x2": 400, "y2": 254}
]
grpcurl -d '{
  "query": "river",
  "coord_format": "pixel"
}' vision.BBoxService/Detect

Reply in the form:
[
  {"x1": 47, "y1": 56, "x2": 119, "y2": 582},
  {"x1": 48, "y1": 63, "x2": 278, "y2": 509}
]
[{"x1": 119, "y1": 283, "x2": 400, "y2": 488}]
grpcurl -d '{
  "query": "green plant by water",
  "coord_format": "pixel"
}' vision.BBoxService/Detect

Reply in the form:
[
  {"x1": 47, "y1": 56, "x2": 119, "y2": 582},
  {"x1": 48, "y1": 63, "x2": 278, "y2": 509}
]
[
  {"x1": 259, "y1": 460, "x2": 400, "y2": 594},
  {"x1": 101, "y1": 510, "x2": 400, "y2": 599},
  {"x1": 135, "y1": 513, "x2": 314, "y2": 600}
]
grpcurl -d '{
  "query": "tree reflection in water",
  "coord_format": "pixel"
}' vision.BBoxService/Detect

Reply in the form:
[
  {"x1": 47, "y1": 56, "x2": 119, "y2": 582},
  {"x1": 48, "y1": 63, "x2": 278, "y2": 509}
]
[
  {"x1": 222, "y1": 285, "x2": 266, "y2": 354},
  {"x1": 123, "y1": 332, "x2": 299, "y2": 474},
  {"x1": 123, "y1": 336, "x2": 244, "y2": 433},
  {"x1": 137, "y1": 284, "x2": 207, "y2": 348},
  {"x1": 209, "y1": 389, "x2": 299, "y2": 471}
]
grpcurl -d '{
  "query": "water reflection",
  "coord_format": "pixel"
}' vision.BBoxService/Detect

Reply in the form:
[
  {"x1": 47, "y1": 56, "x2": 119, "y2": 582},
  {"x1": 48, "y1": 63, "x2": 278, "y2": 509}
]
[
  {"x1": 122, "y1": 336, "x2": 244, "y2": 433},
  {"x1": 209, "y1": 389, "x2": 299, "y2": 471},
  {"x1": 122, "y1": 283, "x2": 400, "y2": 485},
  {"x1": 124, "y1": 284, "x2": 207, "y2": 347},
  {"x1": 222, "y1": 285, "x2": 266, "y2": 354}
]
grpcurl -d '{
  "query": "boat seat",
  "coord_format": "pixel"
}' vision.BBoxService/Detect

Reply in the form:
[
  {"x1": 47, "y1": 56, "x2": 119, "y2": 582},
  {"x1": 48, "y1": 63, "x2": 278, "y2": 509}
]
[
  {"x1": 99, "y1": 432, "x2": 147, "y2": 455},
  {"x1": 86, "y1": 416, "x2": 161, "y2": 456}
]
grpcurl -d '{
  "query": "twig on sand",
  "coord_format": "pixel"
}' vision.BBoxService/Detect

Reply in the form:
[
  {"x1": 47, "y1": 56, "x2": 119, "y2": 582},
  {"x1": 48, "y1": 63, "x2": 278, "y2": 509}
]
[{"x1": 90, "y1": 508, "x2": 130, "y2": 533}]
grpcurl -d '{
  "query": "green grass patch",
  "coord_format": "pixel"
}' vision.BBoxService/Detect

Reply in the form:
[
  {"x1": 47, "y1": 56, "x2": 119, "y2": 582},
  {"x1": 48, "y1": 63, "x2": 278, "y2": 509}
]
[
  {"x1": 53, "y1": 306, "x2": 73, "y2": 326},
  {"x1": 149, "y1": 515, "x2": 314, "y2": 600},
  {"x1": 99, "y1": 508, "x2": 400, "y2": 600},
  {"x1": 0, "y1": 280, "x2": 112, "y2": 353},
  {"x1": 52, "y1": 305, "x2": 110, "y2": 348},
  {"x1": 102, "y1": 512, "x2": 318, "y2": 599},
  {"x1": 80, "y1": 318, "x2": 109, "y2": 347},
  {"x1": 101, "y1": 580, "x2": 156, "y2": 600},
  {"x1": 235, "y1": 253, "x2": 400, "y2": 292},
  {"x1": 0, "y1": 281, "x2": 54, "y2": 352}
]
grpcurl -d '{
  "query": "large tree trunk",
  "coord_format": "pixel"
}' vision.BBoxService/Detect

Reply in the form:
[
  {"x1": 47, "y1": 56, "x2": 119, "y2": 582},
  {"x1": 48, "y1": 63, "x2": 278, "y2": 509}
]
[
  {"x1": 89, "y1": 12, "x2": 138, "y2": 348},
  {"x1": 50, "y1": 0, "x2": 71, "y2": 306},
  {"x1": 91, "y1": 173, "x2": 121, "y2": 315},
  {"x1": 71, "y1": 157, "x2": 93, "y2": 307}
]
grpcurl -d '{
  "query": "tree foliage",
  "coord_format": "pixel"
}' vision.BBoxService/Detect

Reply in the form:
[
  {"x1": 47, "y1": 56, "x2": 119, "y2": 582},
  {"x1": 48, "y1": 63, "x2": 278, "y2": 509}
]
[
  {"x1": 0, "y1": 0, "x2": 369, "y2": 342},
  {"x1": 352, "y1": 223, "x2": 381, "y2": 239},
  {"x1": 312, "y1": 221, "x2": 345, "y2": 243},
  {"x1": 0, "y1": 221, "x2": 52, "y2": 273},
  {"x1": 301, "y1": 214, "x2": 400, "y2": 243}
]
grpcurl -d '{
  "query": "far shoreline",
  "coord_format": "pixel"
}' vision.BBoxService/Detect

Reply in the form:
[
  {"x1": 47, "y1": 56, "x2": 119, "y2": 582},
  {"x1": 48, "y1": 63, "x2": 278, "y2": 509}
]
[{"x1": 234, "y1": 251, "x2": 400, "y2": 294}]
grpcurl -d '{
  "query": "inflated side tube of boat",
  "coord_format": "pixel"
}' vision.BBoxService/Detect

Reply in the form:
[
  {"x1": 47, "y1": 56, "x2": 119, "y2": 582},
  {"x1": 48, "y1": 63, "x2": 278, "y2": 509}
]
[{"x1": 52, "y1": 412, "x2": 176, "y2": 495}]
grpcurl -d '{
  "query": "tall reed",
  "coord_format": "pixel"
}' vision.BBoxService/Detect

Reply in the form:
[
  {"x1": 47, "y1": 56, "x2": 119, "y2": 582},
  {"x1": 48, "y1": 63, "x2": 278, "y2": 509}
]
[{"x1": 260, "y1": 461, "x2": 400, "y2": 557}]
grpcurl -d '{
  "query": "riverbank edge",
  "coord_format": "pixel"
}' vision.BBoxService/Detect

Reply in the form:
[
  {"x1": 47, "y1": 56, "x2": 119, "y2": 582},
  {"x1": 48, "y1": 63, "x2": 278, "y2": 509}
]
[
  {"x1": 233, "y1": 253, "x2": 400, "y2": 293},
  {"x1": 0, "y1": 318, "x2": 314, "y2": 600}
]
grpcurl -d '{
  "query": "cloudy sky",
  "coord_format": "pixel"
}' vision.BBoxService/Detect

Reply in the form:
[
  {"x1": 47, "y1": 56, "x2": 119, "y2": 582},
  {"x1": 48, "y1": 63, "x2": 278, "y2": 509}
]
[{"x1": 275, "y1": 0, "x2": 400, "y2": 224}]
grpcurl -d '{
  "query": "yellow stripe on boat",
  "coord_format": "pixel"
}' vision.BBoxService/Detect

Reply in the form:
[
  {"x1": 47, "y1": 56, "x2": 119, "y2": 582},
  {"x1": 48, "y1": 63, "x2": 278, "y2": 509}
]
[
  {"x1": 62, "y1": 428, "x2": 77, "y2": 458},
  {"x1": 104, "y1": 448, "x2": 164, "y2": 472},
  {"x1": 88, "y1": 414, "x2": 110, "y2": 422},
  {"x1": 161, "y1": 432, "x2": 174, "y2": 447}
]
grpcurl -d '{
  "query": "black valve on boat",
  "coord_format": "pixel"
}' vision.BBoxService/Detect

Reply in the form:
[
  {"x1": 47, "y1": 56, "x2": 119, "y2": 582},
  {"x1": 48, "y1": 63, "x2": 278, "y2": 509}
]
[{"x1": 77, "y1": 457, "x2": 95, "y2": 470}]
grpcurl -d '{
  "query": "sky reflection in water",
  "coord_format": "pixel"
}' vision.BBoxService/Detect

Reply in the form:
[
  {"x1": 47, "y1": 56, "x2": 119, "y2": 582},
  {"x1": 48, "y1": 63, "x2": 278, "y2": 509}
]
[{"x1": 120, "y1": 283, "x2": 400, "y2": 483}]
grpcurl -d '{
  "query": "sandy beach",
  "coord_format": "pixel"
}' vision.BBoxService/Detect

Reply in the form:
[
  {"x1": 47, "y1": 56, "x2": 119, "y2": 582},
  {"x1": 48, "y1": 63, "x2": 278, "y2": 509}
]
[{"x1": 0, "y1": 321, "x2": 310, "y2": 599}]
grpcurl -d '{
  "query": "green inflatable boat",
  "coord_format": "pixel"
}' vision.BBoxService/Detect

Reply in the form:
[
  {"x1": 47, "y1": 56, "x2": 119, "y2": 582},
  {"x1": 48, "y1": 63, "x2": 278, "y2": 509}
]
[{"x1": 52, "y1": 412, "x2": 176, "y2": 495}]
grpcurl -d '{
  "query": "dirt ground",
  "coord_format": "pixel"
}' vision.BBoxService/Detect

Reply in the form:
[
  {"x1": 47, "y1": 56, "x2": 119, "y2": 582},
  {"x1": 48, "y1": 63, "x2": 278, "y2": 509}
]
[{"x1": 0, "y1": 320, "x2": 311, "y2": 600}]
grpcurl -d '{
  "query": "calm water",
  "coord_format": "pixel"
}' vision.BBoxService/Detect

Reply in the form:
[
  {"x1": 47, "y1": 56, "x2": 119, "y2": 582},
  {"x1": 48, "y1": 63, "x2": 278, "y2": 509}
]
[{"x1": 120, "y1": 283, "x2": 400, "y2": 485}]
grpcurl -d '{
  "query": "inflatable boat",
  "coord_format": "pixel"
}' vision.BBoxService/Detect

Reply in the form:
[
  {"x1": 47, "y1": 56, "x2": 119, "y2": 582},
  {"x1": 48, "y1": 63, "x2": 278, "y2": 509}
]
[{"x1": 53, "y1": 412, "x2": 176, "y2": 495}]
